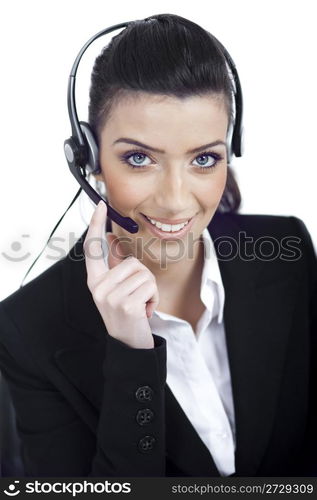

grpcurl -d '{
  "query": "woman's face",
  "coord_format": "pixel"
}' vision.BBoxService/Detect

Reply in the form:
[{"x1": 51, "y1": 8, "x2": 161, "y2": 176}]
[{"x1": 95, "y1": 92, "x2": 229, "y2": 265}]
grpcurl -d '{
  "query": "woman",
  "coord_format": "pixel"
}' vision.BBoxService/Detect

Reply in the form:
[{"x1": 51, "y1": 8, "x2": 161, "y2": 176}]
[{"x1": 0, "y1": 13, "x2": 316, "y2": 478}]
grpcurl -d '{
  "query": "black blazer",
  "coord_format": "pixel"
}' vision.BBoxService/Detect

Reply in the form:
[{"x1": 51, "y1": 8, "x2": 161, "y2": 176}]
[{"x1": 0, "y1": 212, "x2": 316, "y2": 477}]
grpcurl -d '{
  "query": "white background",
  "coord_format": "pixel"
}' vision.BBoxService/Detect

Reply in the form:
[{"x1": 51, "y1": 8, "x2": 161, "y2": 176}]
[{"x1": 0, "y1": 0, "x2": 316, "y2": 300}]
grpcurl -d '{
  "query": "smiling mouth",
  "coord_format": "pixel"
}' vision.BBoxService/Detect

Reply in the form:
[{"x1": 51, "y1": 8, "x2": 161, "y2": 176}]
[{"x1": 139, "y1": 213, "x2": 197, "y2": 237}]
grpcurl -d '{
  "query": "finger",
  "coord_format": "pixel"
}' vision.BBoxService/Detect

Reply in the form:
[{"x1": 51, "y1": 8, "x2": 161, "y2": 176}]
[
  {"x1": 146, "y1": 301, "x2": 156, "y2": 318},
  {"x1": 129, "y1": 280, "x2": 160, "y2": 317},
  {"x1": 84, "y1": 201, "x2": 108, "y2": 284},
  {"x1": 107, "y1": 270, "x2": 154, "y2": 299},
  {"x1": 106, "y1": 233, "x2": 129, "y2": 269},
  {"x1": 97, "y1": 258, "x2": 159, "y2": 307},
  {"x1": 145, "y1": 292, "x2": 159, "y2": 318}
]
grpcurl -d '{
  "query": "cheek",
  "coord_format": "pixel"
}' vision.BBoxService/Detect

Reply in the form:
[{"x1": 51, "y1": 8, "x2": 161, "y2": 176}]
[
  {"x1": 200, "y1": 168, "x2": 227, "y2": 207},
  {"x1": 217, "y1": 168, "x2": 228, "y2": 195},
  {"x1": 104, "y1": 171, "x2": 142, "y2": 209}
]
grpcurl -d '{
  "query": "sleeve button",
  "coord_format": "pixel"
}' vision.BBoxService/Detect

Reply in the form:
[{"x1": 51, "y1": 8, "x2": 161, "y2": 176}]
[
  {"x1": 136, "y1": 408, "x2": 154, "y2": 426},
  {"x1": 138, "y1": 435, "x2": 156, "y2": 453},
  {"x1": 135, "y1": 385, "x2": 153, "y2": 402}
]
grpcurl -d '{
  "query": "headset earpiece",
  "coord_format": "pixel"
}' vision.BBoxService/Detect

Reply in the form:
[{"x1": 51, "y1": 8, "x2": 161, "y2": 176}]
[
  {"x1": 238, "y1": 125, "x2": 244, "y2": 157},
  {"x1": 79, "y1": 121, "x2": 100, "y2": 174}
]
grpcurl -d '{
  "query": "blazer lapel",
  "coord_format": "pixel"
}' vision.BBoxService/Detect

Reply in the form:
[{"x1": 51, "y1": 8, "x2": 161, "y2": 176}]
[{"x1": 54, "y1": 214, "x2": 298, "y2": 476}]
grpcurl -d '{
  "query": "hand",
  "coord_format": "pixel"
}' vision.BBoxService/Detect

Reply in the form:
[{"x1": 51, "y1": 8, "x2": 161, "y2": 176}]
[{"x1": 83, "y1": 201, "x2": 159, "y2": 349}]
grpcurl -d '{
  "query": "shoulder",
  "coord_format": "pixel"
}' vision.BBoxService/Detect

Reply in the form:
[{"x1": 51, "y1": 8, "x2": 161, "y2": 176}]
[
  {"x1": 0, "y1": 256, "x2": 64, "y2": 327},
  {"x1": 0, "y1": 227, "x2": 88, "y2": 322},
  {"x1": 231, "y1": 213, "x2": 316, "y2": 269},
  {"x1": 211, "y1": 212, "x2": 316, "y2": 268},
  {"x1": 0, "y1": 230, "x2": 89, "y2": 362},
  {"x1": 0, "y1": 258, "x2": 63, "y2": 361},
  {"x1": 212, "y1": 211, "x2": 312, "y2": 239},
  {"x1": 209, "y1": 211, "x2": 316, "y2": 295}
]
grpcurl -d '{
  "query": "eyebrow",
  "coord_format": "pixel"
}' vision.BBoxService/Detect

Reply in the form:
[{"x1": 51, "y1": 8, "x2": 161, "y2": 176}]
[{"x1": 112, "y1": 138, "x2": 226, "y2": 154}]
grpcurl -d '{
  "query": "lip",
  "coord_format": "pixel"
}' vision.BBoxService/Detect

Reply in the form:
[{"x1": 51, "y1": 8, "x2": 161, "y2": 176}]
[{"x1": 140, "y1": 213, "x2": 196, "y2": 240}]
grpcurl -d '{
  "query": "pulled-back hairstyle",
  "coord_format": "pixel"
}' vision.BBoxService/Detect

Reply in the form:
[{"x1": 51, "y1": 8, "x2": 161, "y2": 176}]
[{"x1": 88, "y1": 13, "x2": 241, "y2": 212}]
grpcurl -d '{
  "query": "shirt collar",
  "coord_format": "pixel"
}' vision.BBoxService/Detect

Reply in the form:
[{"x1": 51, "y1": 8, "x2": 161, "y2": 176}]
[{"x1": 200, "y1": 227, "x2": 225, "y2": 324}]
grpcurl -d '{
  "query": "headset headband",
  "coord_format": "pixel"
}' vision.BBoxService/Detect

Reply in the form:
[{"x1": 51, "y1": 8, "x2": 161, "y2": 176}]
[{"x1": 66, "y1": 19, "x2": 243, "y2": 164}]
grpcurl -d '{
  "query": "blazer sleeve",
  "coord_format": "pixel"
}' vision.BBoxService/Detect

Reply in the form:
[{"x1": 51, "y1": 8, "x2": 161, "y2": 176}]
[
  {"x1": 290, "y1": 216, "x2": 317, "y2": 474},
  {"x1": 0, "y1": 304, "x2": 167, "y2": 477},
  {"x1": 90, "y1": 332, "x2": 167, "y2": 477}
]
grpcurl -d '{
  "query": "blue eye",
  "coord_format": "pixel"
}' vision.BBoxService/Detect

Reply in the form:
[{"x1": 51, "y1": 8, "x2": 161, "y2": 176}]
[
  {"x1": 193, "y1": 153, "x2": 219, "y2": 168},
  {"x1": 123, "y1": 152, "x2": 152, "y2": 168}
]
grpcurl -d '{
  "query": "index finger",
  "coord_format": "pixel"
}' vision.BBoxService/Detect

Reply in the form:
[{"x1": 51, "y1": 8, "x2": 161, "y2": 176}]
[{"x1": 84, "y1": 201, "x2": 108, "y2": 284}]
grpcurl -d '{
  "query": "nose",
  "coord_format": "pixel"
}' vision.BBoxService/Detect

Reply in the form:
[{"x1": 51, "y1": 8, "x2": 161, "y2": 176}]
[{"x1": 155, "y1": 166, "x2": 191, "y2": 213}]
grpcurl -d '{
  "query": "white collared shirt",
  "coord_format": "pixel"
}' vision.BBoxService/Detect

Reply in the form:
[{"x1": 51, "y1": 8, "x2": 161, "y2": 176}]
[{"x1": 102, "y1": 227, "x2": 236, "y2": 476}]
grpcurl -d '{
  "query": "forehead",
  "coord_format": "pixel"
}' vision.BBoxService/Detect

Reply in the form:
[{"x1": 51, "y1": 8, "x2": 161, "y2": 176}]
[{"x1": 101, "y1": 92, "x2": 229, "y2": 145}]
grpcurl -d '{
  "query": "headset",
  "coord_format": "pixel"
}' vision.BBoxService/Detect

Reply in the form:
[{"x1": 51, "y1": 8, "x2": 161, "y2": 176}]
[{"x1": 20, "y1": 18, "x2": 244, "y2": 288}]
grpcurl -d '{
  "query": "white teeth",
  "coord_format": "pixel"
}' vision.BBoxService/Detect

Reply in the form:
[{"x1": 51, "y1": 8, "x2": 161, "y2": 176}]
[{"x1": 146, "y1": 216, "x2": 189, "y2": 232}]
